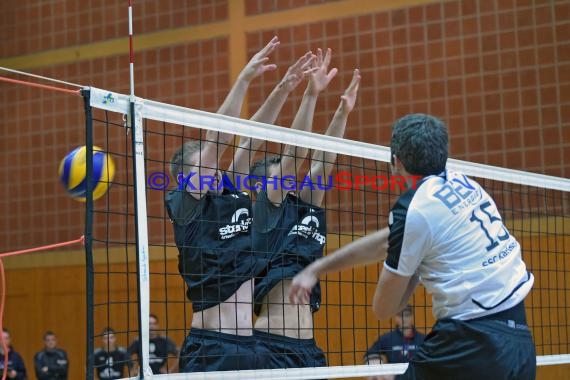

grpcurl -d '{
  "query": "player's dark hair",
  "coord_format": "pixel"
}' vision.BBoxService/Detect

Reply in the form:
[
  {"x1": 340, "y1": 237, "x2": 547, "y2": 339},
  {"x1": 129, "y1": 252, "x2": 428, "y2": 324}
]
[
  {"x1": 390, "y1": 114, "x2": 448, "y2": 176},
  {"x1": 249, "y1": 155, "x2": 282, "y2": 187},
  {"x1": 169, "y1": 141, "x2": 202, "y2": 183},
  {"x1": 43, "y1": 331, "x2": 55, "y2": 339}
]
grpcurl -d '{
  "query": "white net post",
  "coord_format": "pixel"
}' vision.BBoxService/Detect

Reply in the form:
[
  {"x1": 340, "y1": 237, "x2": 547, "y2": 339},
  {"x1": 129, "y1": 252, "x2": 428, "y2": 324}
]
[
  {"x1": 89, "y1": 87, "x2": 153, "y2": 378},
  {"x1": 131, "y1": 98, "x2": 153, "y2": 378}
]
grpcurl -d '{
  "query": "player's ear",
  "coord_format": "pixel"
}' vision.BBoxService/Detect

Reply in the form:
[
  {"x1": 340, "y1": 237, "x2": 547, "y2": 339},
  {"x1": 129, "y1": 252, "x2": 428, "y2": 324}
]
[
  {"x1": 391, "y1": 155, "x2": 406, "y2": 175},
  {"x1": 390, "y1": 154, "x2": 398, "y2": 174},
  {"x1": 254, "y1": 181, "x2": 263, "y2": 194}
]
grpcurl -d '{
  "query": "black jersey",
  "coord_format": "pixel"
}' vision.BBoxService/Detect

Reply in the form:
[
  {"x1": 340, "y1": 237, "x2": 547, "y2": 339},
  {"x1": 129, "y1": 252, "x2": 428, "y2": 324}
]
[
  {"x1": 128, "y1": 336, "x2": 177, "y2": 374},
  {"x1": 165, "y1": 174, "x2": 254, "y2": 311},
  {"x1": 0, "y1": 350, "x2": 27, "y2": 380},
  {"x1": 34, "y1": 348, "x2": 68, "y2": 380},
  {"x1": 94, "y1": 347, "x2": 128, "y2": 380},
  {"x1": 253, "y1": 190, "x2": 326, "y2": 314}
]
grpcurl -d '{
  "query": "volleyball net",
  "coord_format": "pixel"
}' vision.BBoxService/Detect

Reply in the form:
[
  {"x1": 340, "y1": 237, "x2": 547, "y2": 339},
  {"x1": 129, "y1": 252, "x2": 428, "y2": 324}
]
[{"x1": 84, "y1": 85, "x2": 570, "y2": 379}]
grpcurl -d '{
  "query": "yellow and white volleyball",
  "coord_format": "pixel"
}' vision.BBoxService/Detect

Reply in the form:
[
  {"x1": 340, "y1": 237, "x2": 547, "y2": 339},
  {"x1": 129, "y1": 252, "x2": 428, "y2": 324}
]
[{"x1": 58, "y1": 146, "x2": 115, "y2": 201}]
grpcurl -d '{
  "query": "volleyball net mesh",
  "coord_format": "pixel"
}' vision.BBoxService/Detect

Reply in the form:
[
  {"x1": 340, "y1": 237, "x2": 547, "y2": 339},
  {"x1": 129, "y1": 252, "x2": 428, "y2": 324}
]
[{"x1": 84, "y1": 86, "x2": 570, "y2": 379}]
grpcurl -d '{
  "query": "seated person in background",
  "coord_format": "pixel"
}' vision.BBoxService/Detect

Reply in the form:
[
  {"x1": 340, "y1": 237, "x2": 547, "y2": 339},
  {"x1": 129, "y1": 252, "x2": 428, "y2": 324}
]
[
  {"x1": 94, "y1": 327, "x2": 130, "y2": 380},
  {"x1": 364, "y1": 305, "x2": 425, "y2": 380},
  {"x1": 0, "y1": 328, "x2": 27, "y2": 380},
  {"x1": 34, "y1": 331, "x2": 69, "y2": 380},
  {"x1": 128, "y1": 314, "x2": 178, "y2": 374}
]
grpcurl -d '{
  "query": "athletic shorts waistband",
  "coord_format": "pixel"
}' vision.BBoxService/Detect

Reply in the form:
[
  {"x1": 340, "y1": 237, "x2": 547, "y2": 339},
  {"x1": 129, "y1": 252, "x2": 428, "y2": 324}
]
[
  {"x1": 189, "y1": 328, "x2": 255, "y2": 344},
  {"x1": 253, "y1": 330, "x2": 317, "y2": 346},
  {"x1": 471, "y1": 300, "x2": 527, "y2": 326}
]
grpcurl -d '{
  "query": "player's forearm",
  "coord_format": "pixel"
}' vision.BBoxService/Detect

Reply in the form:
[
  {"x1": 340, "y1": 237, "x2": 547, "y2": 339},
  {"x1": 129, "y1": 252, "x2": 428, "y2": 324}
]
[
  {"x1": 326, "y1": 102, "x2": 350, "y2": 138},
  {"x1": 243, "y1": 84, "x2": 291, "y2": 154},
  {"x1": 291, "y1": 89, "x2": 319, "y2": 132},
  {"x1": 310, "y1": 227, "x2": 389, "y2": 277},
  {"x1": 310, "y1": 108, "x2": 348, "y2": 176},
  {"x1": 250, "y1": 83, "x2": 290, "y2": 125},
  {"x1": 234, "y1": 137, "x2": 261, "y2": 163},
  {"x1": 204, "y1": 125, "x2": 234, "y2": 147},
  {"x1": 373, "y1": 269, "x2": 417, "y2": 320},
  {"x1": 211, "y1": 76, "x2": 251, "y2": 145},
  {"x1": 283, "y1": 90, "x2": 318, "y2": 160},
  {"x1": 216, "y1": 76, "x2": 250, "y2": 117}
]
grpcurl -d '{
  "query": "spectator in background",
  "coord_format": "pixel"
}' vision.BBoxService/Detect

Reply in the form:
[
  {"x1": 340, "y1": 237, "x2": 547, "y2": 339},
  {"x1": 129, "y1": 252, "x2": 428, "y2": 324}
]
[
  {"x1": 33, "y1": 331, "x2": 68, "y2": 380},
  {"x1": 128, "y1": 314, "x2": 178, "y2": 374},
  {"x1": 364, "y1": 305, "x2": 425, "y2": 380},
  {"x1": 94, "y1": 328, "x2": 129, "y2": 380},
  {"x1": 0, "y1": 328, "x2": 27, "y2": 380}
]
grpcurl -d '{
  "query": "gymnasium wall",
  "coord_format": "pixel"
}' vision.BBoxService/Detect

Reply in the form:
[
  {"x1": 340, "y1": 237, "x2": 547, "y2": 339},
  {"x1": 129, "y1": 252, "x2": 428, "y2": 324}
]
[{"x1": 0, "y1": 0, "x2": 569, "y2": 379}]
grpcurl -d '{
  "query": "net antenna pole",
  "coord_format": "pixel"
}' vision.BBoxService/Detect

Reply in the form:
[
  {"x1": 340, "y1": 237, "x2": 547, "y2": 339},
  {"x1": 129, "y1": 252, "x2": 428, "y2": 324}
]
[
  {"x1": 128, "y1": 1, "x2": 152, "y2": 378},
  {"x1": 82, "y1": 88, "x2": 95, "y2": 380}
]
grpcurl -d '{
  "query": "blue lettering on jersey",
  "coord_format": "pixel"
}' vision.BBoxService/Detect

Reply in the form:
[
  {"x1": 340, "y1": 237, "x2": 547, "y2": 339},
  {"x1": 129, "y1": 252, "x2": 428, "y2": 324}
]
[
  {"x1": 434, "y1": 175, "x2": 482, "y2": 213},
  {"x1": 452, "y1": 174, "x2": 476, "y2": 191},
  {"x1": 482, "y1": 240, "x2": 518, "y2": 267},
  {"x1": 434, "y1": 184, "x2": 462, "y2": 209},
  {"x1": 471, "y1": 201, "x2": 511, "y2": 252}
]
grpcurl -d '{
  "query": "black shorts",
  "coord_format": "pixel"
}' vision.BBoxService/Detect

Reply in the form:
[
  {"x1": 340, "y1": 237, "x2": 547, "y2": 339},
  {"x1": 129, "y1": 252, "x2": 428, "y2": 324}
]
[
  {"x1": 402, "y1": 304, "x2": 536, "y2": 380},
  {"x1": 179, "y1": 328, "x2": 258, "y2": 372},
  {"x1": 254, "y1": 330, "x2": 327, "y2": 370}
]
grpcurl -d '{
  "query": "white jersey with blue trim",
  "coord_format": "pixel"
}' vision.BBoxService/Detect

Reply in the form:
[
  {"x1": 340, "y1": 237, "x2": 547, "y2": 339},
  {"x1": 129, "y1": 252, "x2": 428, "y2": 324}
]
[{"x1": 384, "y1": 169, "x2": 534, "y2": 321}]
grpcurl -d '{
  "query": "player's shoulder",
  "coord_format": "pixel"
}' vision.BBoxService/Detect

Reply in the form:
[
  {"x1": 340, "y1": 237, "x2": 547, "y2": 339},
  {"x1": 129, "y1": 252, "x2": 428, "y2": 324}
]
[
  {"x1": 389, "y1": 185, "x2": 420, "y2": 227},
  {"x1": 94, "y1": 348, "x2": 105, "y2": 355},
  {"x1": 165, "y1": 189, "x2": 189, "y2": 221},
  {"x1": 423, "y1": 170, "x2": 482, "y2": 193},
  {"x1": 393, "y1": 186, "x2": 418, "y2": 210},
  {"x1": 423, "y1": 170, "x2": 488, "y2": 211},
  {"x1": 406, "y1": 170, "x2": 480, "y2": 206}
]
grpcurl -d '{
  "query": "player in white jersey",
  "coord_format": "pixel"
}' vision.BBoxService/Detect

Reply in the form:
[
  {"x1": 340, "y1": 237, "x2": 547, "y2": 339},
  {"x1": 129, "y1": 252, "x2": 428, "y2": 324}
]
[{"x1": 289, "y1": 114, "x2": 536, "y2": 379}]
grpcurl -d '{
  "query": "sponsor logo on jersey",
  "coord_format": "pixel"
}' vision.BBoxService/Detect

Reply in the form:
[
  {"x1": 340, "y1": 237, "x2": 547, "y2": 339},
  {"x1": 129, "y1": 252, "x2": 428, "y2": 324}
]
[
  {"x1": 219, "y1": 208, "x2": 252, "y2": 240},
  {"x1": 433, "y1": 174, "x2": 483, "y2": 215},
  {"x1": 288, "y1": 211, "x2": 326, "y2": 244}
]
